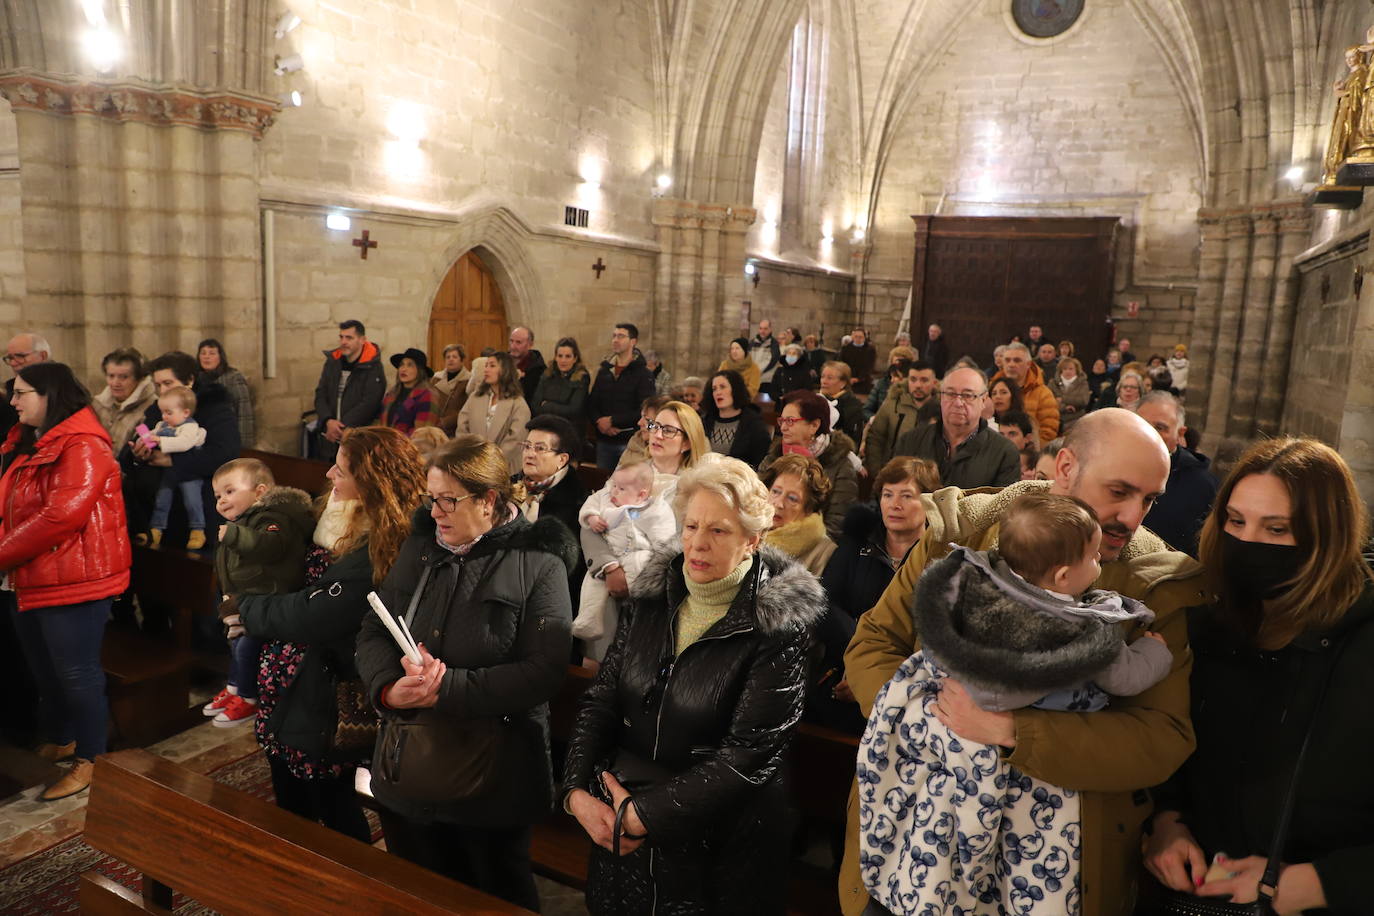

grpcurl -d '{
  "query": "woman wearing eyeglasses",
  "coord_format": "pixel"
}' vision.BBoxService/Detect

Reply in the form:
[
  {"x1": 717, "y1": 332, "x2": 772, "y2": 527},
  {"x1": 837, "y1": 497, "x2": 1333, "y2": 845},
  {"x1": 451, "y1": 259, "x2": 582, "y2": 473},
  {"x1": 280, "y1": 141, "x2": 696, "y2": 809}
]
[
  {"x1": 587, "y1": 401, "x2": 709, "y2": 604},
  {"x1": 562, "y1": 455, "x2": 826, "y2": 915},
  {"x1": 758, "y1": 389, "x2": 860, "y2": 540},
  {"x1": 356, "y1": 434, "x2": 577, "y2": 910}
]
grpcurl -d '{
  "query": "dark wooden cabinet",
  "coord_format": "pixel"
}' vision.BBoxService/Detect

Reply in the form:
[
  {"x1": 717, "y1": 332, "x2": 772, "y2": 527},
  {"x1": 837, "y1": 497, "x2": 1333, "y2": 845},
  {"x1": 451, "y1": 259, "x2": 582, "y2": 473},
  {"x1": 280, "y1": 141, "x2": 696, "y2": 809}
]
[{"x1": 911, "y1": 215, "x2": 1118, "y2": 362}]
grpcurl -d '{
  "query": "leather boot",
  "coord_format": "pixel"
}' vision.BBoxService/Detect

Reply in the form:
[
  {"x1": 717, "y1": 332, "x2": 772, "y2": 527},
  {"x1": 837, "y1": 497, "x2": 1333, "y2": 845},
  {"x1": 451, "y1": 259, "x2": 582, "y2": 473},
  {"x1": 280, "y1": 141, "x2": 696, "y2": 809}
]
[
  {"x1": 41, "y1": 758, "x2": 94, "y2": 801},
  {"x1": 35, "y1": 741, "x2": 76, "y2": 762}
]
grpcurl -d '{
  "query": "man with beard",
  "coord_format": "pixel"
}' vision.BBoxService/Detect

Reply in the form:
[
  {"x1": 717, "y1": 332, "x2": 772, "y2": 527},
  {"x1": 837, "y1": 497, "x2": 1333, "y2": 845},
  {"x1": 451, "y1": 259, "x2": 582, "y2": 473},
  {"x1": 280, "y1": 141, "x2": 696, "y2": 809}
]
[{"x1": 838, "y1": 408, "x2": 1206, "y2": 916}]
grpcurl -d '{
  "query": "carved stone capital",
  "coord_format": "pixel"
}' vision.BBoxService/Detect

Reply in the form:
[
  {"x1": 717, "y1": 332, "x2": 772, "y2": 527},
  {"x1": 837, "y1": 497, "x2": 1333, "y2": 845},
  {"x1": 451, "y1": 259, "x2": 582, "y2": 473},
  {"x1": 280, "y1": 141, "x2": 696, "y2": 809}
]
[{"x1": 0, "y1": 70, "x2": 279, "y2": 138}]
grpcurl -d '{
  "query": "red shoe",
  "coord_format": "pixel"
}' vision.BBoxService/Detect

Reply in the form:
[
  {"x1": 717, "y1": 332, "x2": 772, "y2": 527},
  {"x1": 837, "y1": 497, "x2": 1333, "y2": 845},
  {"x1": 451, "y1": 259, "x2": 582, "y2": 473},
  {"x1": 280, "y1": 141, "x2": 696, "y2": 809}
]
[
  {"x1": 212, "y1": 695, "x2": 257, "y2": 727},
  {"x1": 202, "y1": 688, "x2": 235, "y2": 717}
]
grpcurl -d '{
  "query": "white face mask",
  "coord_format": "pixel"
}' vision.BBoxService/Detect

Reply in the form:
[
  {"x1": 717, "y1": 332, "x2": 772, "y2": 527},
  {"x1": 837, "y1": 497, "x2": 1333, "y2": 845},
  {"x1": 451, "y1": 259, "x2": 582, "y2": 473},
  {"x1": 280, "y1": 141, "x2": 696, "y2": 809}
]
[{"x1": 784, "y1": 354, "x2": 800, "y2": 366}]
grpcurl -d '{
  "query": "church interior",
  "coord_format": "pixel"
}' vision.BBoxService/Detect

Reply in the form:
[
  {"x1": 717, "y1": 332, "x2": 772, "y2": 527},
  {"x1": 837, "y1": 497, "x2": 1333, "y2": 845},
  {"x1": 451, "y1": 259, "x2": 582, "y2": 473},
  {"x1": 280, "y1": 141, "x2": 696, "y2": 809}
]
[{"x1": 3, "y1": 0, "x2": 1374, "y2": 913}]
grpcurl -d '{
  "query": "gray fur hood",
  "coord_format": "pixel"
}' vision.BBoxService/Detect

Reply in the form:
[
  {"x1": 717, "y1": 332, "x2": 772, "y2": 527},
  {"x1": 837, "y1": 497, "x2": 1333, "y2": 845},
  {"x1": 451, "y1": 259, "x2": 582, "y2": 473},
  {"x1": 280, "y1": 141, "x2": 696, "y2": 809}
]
[
  {"x1": 916, "y1": 545, "x2": 1153, "y2": 695},
  {"x1": 630, "y1": 543, "x2": 827, "y2": 635}
]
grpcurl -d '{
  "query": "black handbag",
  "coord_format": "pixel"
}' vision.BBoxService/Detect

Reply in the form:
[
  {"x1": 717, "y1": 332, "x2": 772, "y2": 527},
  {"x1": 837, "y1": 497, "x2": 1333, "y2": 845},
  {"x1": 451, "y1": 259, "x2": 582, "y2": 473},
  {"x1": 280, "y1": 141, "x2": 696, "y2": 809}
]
[
  {"x1": 1139, "y1": 640, "x2": 1347, "y2": 916},
  {"x1": 370, "y1": 564, "x2": 510, "y2": 803}
]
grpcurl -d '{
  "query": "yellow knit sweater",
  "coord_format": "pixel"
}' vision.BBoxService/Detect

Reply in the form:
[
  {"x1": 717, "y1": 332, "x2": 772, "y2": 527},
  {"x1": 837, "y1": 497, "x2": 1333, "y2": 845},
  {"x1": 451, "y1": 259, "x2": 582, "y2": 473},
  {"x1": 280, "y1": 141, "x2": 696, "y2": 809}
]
[{"x1": 674, "y1": 554, "x2": 753, "y2": 654}]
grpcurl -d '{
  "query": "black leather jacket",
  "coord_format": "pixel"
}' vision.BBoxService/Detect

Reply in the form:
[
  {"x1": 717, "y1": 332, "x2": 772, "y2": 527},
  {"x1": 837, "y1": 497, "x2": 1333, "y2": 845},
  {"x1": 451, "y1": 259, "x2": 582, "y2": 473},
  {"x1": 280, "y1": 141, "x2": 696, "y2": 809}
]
[{"x1": 561, "y1": 545, "x2": 825, "y2": 915}]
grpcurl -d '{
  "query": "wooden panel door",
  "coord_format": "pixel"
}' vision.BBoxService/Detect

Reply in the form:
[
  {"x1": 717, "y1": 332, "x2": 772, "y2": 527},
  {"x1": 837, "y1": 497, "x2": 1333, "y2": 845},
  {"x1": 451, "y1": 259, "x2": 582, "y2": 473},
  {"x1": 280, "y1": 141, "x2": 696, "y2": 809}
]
[
  {"x1": 427, "y1": 251, "x2": 508, "y2": 367},
  {"x1": 911, "y1": 215, "x2": 1118, "y2": 363}
]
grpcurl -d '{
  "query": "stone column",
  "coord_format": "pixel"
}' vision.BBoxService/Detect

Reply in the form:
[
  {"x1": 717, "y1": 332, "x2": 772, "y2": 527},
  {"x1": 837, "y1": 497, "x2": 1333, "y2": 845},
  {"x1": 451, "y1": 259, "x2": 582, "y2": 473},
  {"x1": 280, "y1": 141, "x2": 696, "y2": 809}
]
[
  {"x1": 1200, "y1": 212, "x2": 1254, "y2": 458},
  {"x1": 1185, "y1": 210, "x2": 1226, "y2": 427},
  {"x1": 1254, "y1": 203, "x2": 1313, "y2": 436},
  {"x1": 651, "y1": 198, "x2": 756, "y2": 376},
  {"x1": 1341, "y1": 273, "x2": 1374, "y2": 505},
  {"x1": 0, "y1": 73, "x2": 275, "y2": 394},
  {"x1": 1219, "y1": 207, "x2": 1279, "y2": 463}
]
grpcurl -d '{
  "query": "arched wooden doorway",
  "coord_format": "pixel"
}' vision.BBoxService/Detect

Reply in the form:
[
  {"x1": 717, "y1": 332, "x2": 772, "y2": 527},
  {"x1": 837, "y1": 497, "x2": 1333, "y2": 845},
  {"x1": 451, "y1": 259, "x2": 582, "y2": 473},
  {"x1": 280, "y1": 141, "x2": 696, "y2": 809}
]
[{"x1": 427, "y1": 250, "x2": 508, "y2": 367}]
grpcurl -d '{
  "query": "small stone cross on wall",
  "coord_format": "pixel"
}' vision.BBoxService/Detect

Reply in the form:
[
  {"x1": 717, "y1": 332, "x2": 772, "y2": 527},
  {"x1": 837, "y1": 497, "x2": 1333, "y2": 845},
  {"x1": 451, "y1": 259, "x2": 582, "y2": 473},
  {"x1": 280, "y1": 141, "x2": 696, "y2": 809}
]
[
  {"x1": 353, "y1": 230, "x2": 378, "y2": 260},
  {"x1": 592, "y1": 257, "x2": 606, "y2": 279}
]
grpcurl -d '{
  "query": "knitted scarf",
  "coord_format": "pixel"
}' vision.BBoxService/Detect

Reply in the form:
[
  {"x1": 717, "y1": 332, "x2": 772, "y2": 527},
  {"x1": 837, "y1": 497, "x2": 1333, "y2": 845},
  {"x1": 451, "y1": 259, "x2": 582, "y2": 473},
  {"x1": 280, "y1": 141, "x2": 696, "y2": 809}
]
[{"x1": 763, "y1": 513, "x2": 828, "y2": 561}]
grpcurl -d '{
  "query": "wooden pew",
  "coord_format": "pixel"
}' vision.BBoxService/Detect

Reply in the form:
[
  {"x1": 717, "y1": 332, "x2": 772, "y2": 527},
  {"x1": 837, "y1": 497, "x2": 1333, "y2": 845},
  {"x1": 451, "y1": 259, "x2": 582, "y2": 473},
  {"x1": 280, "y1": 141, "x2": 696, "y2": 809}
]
[
  {"x1": 575, "y1": 463, "x2": 610, "y2": 493},
  {"x1": 242, "y1": 447, "x2": 331, "y2": 497},
  {"x1": 105, "y1": 545, "x2": 218, "y2": 747},
  {"x1": 82, "y1": 749, "x2": 531, "y2": 915}
]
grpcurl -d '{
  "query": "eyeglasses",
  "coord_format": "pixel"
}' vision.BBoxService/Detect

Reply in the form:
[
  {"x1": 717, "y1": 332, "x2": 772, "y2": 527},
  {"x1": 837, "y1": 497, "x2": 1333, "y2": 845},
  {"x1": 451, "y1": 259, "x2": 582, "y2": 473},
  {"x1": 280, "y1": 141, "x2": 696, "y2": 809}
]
[
  {"x1": 520, "y1": 441, "x2": 562, "y2": 454},
  {"x1": 422, "y1": 493, "x2": 475, "y2": 513},
  {"x1": 10, "y1": 387, "x2": 36, "y2": 399},
  {"x1": 777, "y1": 416, "x2": 808, "y2": 427},
  {"x1": 3, "y1": 352, "x2": 32, "y2": 365},
  {"x1": 646, "y1": 420, "x2": 684, "y2": 439},
  {"x1": 641, "y1": 654, "x2": 676, "y2": 714},
  {"x1": 939, "y1": 390, "x2": 985, "y2": 403}
]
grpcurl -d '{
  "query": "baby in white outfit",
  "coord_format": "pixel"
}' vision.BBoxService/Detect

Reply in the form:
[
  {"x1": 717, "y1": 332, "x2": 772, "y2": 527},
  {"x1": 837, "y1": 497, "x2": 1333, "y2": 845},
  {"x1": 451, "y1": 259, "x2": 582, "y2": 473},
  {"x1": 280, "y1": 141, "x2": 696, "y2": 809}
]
[{"x1": 574, "y1": 461, "x2": 676, "y2": 660}]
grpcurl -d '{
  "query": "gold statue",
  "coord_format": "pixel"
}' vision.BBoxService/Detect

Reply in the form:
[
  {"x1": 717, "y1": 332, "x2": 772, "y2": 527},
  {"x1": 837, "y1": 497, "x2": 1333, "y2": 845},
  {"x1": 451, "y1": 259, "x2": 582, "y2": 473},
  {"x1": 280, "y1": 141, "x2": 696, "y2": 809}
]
[{"x1": 1324, "y1": 45, "x2": 1368, "y2": 182}]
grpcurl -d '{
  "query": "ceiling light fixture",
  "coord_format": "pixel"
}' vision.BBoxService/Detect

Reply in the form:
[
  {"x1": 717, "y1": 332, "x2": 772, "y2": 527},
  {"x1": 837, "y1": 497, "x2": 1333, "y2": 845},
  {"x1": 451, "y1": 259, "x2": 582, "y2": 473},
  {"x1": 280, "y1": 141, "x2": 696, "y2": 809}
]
[{"x1": 274, "y1": 54, "x2": 304, "y2": 75}]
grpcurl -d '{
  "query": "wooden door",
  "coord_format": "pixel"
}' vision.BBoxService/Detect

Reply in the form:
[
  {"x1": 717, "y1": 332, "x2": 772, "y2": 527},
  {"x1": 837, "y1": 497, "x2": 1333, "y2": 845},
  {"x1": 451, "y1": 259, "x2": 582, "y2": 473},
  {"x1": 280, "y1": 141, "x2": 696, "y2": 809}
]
[
  {"x1": 910, "y1": 216, "x2": 1118, "y2": 363},
  {"x1": 427, "y1": 251, "x2": 508, "y2": 367}
]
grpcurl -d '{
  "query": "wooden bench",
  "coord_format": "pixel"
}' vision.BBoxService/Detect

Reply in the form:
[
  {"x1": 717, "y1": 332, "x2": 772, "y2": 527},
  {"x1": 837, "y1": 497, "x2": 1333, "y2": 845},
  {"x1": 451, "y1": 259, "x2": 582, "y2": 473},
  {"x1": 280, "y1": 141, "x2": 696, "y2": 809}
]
[
  {"x1": 242, "y1": 447, "x2": 331, "y2": 497},
  {"x1": 575, "y1": 463, "x2": 610, "y2": 493},
  {"x1": 81, "y1": 749, "x2": 531, "y2": 915},
  {"x1": 105, "y1": 545, "x2": 219, "y2": 747}
]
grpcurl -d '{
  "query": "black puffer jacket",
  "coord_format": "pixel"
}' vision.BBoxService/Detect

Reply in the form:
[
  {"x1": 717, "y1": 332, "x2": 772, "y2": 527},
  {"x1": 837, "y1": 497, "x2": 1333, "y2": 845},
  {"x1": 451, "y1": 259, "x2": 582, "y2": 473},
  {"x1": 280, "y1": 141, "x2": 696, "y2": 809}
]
[
  {"x1": 355, "y1": 509, "x2": 577, "y2": 827},
  {"x1": 239, "y1": 545, "x2": 375, "y2": 760},
  {"x1": 530, "y1": 366, "x2": 590, "y2": 426},
  {"x1": 561, "y1": 545, "x2": 825, "y2": 915}
]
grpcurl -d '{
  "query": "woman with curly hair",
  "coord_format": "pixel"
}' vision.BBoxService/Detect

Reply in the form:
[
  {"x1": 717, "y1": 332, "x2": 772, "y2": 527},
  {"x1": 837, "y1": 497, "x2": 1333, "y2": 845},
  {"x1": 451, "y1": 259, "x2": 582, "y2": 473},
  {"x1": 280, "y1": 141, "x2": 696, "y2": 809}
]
[
  {"x1": 224, "y1": 426, "x2": 425, "y2": 841},
  {"x1": 357, "y1": 435, "x2": 577, "y2": 909},
  {"x1": 458, "y1": 351, "x2": 531, "y2": 471}
]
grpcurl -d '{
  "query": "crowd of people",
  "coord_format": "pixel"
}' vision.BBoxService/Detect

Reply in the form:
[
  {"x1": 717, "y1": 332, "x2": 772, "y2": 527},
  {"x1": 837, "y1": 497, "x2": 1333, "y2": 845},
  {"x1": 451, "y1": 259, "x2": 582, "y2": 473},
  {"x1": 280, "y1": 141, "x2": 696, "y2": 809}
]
[{"x1": 1, "y1": 314, "x2": 1370, "y2": 916}]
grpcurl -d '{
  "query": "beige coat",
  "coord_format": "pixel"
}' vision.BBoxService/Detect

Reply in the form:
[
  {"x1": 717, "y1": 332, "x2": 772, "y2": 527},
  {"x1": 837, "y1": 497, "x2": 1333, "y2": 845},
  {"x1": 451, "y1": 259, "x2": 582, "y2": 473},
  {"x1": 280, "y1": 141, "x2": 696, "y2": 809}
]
[
  {"x1": 457, "y1": 390, "x2": 531, "y2": 473},
  {"x1": 840, "y1": 479, "x2": 1207, "y2": 916},
  {"x1": 90, "y1": 377, "x2": 157, "y2": 454}
]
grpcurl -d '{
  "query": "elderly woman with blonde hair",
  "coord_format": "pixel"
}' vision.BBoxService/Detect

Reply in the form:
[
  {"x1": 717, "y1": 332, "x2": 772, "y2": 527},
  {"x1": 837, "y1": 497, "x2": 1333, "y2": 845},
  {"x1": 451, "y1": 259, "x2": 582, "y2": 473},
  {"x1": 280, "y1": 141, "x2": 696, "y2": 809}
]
[{"x1": 562, "y1": 454, "x2": 826, "y2": 915}]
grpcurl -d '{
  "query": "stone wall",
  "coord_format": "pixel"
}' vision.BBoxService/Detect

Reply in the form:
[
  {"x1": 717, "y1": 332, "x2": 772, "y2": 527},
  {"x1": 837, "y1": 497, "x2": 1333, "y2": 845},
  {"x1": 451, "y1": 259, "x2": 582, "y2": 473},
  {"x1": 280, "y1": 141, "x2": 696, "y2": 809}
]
[
  {"x1": 256, "y1": 202, "x2": 658, "y2": 451},
  {"x1": 861, "y1": 0, "x2": 1203, "y2": 359},
  {"x1": 740, "y1": 259, "x2": 857, "y2": 356},
  {"x1": 1285, "y1": 228, "x2": 1374, "y2": 503},
  {"x1": 0, "y1": 102, "x2": 22, "y2": 326}
]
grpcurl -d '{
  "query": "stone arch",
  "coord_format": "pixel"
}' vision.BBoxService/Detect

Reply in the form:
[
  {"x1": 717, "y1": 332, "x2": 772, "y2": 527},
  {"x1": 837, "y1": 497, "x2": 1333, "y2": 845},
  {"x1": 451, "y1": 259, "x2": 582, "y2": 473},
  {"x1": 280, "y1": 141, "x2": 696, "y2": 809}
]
[{"x1": 421, "y1": 205, "x2": 547, "y2": 345}]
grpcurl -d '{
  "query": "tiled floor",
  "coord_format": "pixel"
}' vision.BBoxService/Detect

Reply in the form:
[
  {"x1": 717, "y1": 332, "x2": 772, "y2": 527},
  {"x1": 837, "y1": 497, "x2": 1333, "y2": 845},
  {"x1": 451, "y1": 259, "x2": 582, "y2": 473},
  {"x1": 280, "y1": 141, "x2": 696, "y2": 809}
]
[{"x1": 0, "y1": 720, "x2": 589, "y2": 913}]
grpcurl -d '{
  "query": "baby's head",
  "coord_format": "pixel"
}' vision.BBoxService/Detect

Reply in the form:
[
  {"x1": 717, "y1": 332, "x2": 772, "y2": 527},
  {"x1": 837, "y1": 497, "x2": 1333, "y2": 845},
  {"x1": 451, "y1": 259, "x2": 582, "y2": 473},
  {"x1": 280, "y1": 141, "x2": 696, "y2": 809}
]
[
  {"x1": 998, "y1": 491, "x2": 1102, "y2": 597},
  {"x1": 158, "y1": 386, "x2": 196, "y2": 428},
  {"x1": 213, "y1": 458, "x2": 275, "y2": 522},
  {"x1": 609, "y1": 461, "x2": 655, "y2": 508}
]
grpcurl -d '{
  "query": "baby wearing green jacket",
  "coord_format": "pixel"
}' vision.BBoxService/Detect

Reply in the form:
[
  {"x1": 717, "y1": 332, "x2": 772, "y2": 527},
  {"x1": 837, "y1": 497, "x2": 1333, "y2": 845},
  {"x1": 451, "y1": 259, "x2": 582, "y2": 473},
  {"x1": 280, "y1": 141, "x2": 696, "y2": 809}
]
[{"x1": 203, "y1": 458, "x2": 316, "y2": 727}]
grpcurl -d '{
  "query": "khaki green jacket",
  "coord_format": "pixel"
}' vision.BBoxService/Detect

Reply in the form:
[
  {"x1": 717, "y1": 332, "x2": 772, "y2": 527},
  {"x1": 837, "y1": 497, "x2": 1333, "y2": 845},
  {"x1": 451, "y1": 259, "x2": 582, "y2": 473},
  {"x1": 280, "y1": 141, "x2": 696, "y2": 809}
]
[{"x1": 839, "y1": 479, "x2": 1207, "y2": 916}]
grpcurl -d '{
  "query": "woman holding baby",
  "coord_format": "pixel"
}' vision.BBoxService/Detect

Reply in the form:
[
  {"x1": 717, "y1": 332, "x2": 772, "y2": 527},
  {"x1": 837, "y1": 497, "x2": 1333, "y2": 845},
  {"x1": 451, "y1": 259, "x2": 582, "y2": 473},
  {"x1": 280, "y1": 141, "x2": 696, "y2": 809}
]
[
  {"x1": 226, "y1": 426, "x2": 425, "y2": 842},
  {"x1": 355, "y1": 434, "x2": 576, "y2": 910},
  {"x1": 1142, "y1": 438, "x2": 1374, "y2": 914}
]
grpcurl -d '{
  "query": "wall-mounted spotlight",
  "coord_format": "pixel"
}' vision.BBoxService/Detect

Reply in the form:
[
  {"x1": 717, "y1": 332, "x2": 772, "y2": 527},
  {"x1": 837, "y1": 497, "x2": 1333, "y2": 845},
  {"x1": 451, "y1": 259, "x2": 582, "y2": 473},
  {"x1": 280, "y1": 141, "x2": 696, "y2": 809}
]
[
  {"x1": 275, "y1": 11, "x2": 302, "y2": 38},
  {"x1": 744, "y1": 260, "x2": 760, "y2": 287},
  {"x1": 274, "y1": 54, "x2": 304, "y2": 75},
  {"x1": 326, "y1": 213, "x2": 352, "y2": 231},
  {"x1": 82, "y1": 28, "x2": 121, "y2": 73},
  {"x1": 656, "y1": 174, "x2": 672, "y2": 190},
  {"x1": 280, "y1": 90, "x2": 303, "y2": 108}
]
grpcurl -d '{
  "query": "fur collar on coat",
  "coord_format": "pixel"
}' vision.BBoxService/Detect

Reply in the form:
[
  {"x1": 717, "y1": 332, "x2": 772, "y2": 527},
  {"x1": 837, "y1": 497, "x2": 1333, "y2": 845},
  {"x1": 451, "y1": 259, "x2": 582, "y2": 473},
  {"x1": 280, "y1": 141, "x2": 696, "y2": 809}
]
[{"x1": 630, "y1": 543, "x2": 826, "y2": 636}]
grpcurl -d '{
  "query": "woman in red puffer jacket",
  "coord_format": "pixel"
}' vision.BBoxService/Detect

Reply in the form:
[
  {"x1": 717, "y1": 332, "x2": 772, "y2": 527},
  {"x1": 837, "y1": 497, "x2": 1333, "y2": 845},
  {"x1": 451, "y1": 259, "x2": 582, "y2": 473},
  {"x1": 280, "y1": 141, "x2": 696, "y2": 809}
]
[{"x1": 0, "y1": 362, "x2": 131, "y2": 802}]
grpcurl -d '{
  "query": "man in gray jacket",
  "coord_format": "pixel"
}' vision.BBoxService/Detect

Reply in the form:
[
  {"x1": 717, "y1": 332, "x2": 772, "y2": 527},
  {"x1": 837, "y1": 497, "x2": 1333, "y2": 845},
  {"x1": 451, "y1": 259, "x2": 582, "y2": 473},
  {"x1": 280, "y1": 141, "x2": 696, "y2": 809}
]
[
  {"x1": 312, "y1": 320, "x2": 386, "y2": 461},
  {"x1": 894, "y1": 366, "x2": 1019, "y2": 489}
]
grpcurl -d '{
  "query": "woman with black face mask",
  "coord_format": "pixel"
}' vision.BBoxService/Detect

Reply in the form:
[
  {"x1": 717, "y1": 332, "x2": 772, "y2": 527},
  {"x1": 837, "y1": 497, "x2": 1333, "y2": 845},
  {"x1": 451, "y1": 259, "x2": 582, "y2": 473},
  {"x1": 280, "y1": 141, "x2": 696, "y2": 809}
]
[{"x1": 1141, "y1": 438, "x2": 1374, "y2": 915}]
